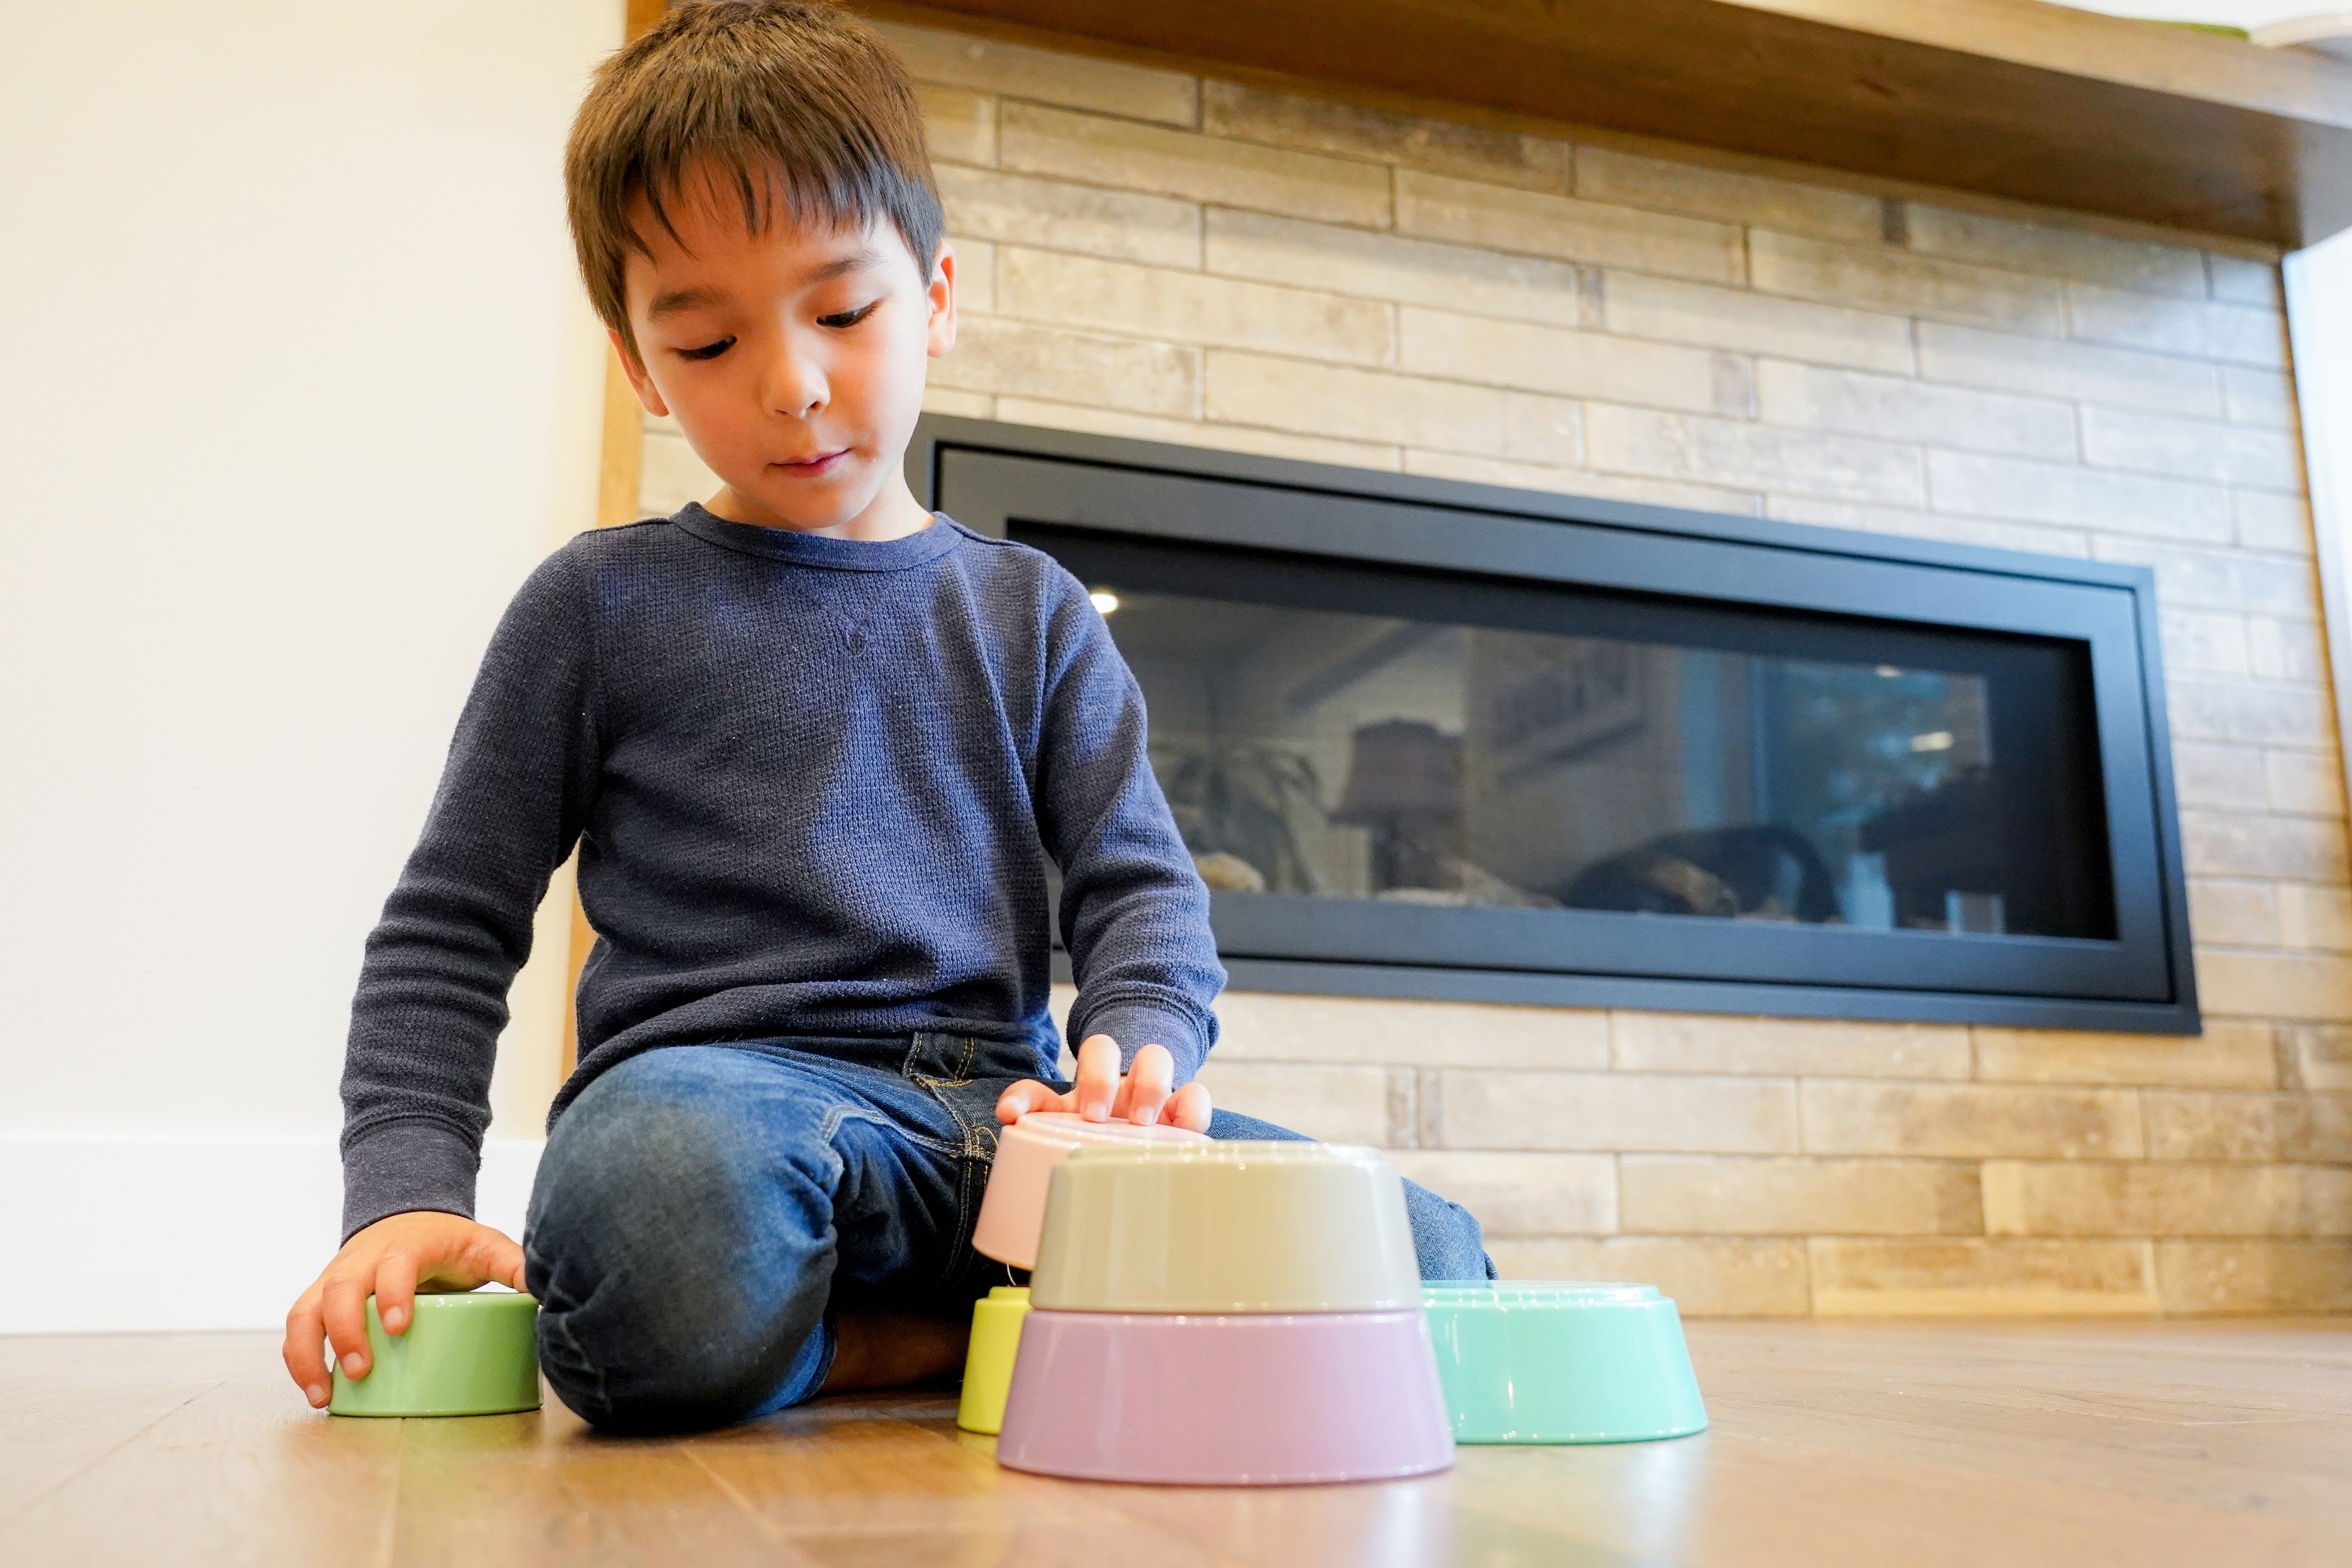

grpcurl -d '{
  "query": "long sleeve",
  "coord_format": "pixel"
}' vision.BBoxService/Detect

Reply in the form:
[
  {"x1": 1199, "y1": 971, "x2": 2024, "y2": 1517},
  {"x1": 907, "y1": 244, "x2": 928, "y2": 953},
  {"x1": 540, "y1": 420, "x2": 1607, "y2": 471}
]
[
  {"x1": 338, "y1": 547, "x2": 601, "y2": 1240},
  {"x1": 1033, "y1": 577, "x2": 1225, "y2": 1083}
]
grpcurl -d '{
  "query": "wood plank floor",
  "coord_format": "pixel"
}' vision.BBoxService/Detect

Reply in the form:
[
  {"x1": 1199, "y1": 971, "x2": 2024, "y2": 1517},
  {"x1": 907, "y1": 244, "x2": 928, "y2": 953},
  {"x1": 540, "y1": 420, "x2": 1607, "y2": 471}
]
[{"x1": 3, "y1": 1317, "x2": 2347, "y2": 1566}]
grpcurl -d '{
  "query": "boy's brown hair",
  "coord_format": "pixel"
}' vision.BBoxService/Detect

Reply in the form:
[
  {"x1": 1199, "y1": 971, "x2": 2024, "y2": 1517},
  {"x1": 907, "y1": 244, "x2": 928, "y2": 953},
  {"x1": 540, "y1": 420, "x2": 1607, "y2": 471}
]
[{"x1": 565, "y1": 0, "x2": 943, "y2": 365}]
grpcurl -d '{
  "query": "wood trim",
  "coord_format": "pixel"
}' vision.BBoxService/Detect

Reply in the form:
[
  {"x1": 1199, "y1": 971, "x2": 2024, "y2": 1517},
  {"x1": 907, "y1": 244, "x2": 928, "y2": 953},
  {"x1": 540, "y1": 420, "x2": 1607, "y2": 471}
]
[{"x1": 866, "y1": 0, "x2": 2352, "y2": 245}]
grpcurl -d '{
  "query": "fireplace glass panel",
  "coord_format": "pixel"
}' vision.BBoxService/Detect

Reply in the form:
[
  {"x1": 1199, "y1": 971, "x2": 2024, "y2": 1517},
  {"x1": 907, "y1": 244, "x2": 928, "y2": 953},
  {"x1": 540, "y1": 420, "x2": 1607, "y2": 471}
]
[{"x1": 1026, "y1": 524, "x2": 2116, "y2": 943}]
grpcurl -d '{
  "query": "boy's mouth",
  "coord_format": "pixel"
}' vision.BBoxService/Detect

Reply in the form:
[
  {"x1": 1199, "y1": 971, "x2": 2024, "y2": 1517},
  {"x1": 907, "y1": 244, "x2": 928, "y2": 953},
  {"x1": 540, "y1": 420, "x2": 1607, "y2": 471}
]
[{"x1": 772, "y1": 448, "x2": 850, "y2": 477}]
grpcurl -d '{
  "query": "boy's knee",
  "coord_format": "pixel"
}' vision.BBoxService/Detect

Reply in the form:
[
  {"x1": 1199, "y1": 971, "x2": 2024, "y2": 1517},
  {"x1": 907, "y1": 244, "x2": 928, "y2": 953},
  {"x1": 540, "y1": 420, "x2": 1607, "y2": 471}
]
[
  {"x1": 523, "y1": 1048, "x2": 836, "y2": 1432},
  {"x1": 1402, "y1": 1180, "x2": 1497, "y2": 1282}
]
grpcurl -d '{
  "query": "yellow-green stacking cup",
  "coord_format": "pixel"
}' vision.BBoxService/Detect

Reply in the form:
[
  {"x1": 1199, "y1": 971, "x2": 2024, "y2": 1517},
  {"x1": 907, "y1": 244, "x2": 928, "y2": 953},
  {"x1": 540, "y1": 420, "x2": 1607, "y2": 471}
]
[
  {"x1": 956, "y1": 1286, "x2": 1031, "y2": 1435},
  {"x1": 329, "y1": 1290, "x2": 543, "y2": 1417}
]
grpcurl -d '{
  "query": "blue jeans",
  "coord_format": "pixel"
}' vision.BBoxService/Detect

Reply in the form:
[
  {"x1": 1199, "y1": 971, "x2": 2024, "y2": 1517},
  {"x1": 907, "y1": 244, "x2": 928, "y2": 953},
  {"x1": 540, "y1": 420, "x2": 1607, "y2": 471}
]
[{"x1": 522, "y1": 1030, "x2": 1494, "y2": 1433}]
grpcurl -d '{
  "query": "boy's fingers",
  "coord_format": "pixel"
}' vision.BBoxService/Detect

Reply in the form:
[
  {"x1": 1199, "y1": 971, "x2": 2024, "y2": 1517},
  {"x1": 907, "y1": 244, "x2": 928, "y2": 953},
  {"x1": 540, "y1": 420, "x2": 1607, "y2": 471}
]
[
  {"x1": 373, "y1": 1251, "x2": 418, "y2": 1336},
  {"x1": 320, "y1": 1275, "x2": 373, "y2": 1379},
  {"x1": 1123, "y1": 1044, "x2": 1174, "y2": 1126},
  {"x1": 1167, "y1": 1080, "x2": 1213, "y2": 1134},
  {"x1": 995, "y1": 1078, "x2": 1069, "y2": 1123},
  {"x1": 281, "y1": 1290, "x2": 332, "y2": 1406},
  {"x1": 1073, "y1": 1035, "x2": 1120, "y2": 1122},
  {"x1": 474, "y1": 1229, "x2": 528, "y2": 1294}
]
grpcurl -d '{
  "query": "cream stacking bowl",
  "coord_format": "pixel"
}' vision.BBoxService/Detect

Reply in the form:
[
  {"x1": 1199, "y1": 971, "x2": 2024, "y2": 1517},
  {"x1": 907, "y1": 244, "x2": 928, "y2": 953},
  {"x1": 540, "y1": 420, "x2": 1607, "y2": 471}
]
[{"x1": 994, "y1": 1141, "x2": 1455, "y2": 1486}]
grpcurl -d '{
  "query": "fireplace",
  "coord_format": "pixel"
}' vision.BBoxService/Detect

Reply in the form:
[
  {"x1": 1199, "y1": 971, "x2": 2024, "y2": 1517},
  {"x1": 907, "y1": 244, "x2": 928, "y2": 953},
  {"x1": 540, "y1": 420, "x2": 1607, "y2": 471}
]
[{"x1": 911, "y1": 415, "x2": 2197, "y2": 1033}]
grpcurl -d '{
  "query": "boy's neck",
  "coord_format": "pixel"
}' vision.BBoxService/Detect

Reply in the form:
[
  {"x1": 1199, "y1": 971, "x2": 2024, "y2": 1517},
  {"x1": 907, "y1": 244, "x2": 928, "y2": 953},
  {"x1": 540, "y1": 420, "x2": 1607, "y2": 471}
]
[{"x1": 702, "y1": 471, "x2": 935, "y2": 543}]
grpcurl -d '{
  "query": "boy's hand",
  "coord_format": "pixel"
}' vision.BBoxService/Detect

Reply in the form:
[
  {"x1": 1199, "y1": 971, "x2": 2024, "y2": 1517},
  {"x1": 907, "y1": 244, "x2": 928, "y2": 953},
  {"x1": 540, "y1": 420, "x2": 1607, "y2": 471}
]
[
  {"x1": 281, "y1": 1210, "x2": 525, "y2": 1409},
  {"x1": 995, "y1": 1034, "x2": 1211, "y2": 1132}
]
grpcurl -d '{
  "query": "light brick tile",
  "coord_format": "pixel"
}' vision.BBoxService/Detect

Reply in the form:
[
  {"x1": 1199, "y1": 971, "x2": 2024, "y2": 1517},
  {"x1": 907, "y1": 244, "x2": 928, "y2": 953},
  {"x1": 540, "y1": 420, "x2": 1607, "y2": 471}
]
[
  {"x1": 1981, "y1": 1160, "x2": 2352, "y2": 1237},
  {"x1": 2088, "y1": 536, "x2": 2315, "y2": 616},
  {"x1": 1575, "y1": 146, "x2": 1882, "y2": 243},
  {"x1": 1385, "y1": 1151, "x2": 1617, "y2": 1236},
  {"x1": 2079, "y1": 408, "x2": 2305, "y2": 491},
  {"x1": 1799, "y1": 1081, "x2": 2142, "y2": 1159},
  {"x1": 1396, "y1": 169, "x2": 1744, "y2": 284},
  {"x1": 2187, "y1": 878, "x2": 2282, "y2": 949},
  {"x1": 1399, "y1": 449, "x2": 1764, "y2": 514},
  {"x1": 2160, "y1": 612, "x2": 2252, "y2": 678},
  {"x1": 1755, "y1": 361, "x2": 2074, "y2": 459},
  {"x1": 1206, "y1": 208, "x2": 1582, "y2": 326},
  {"x1": 1620, "y1": 1156, "x2": 1982, "y2": 1236},
  {"x1": 916, "y1": 81, "x2": 996, "y2": 167},
  {"x1": 1209, "y1": 990, "x2": 1610, "y2": 1069},
  {"x1": 2066, "y1": 282, "x2": 2289, "y2": 368},
  {"x1": 2171, "y1": 742, "x2": 2267, "y2": 808},
  {"x1": 872, "y1": 19, "x2": 1198, "y2": 127},
  {"x1": 1925, "y1": 452, "x2": 2229, "y2": 541},
  {"x1": 1399, "y1": 307, "x2": 1718, "y2": 410},
  {"x1": 1972, "y1": 1020, "x2": 2276, "y2": 1089},
  {"x1": 2179, "y1": 809, "x2": 2346, "y2": 879},
  {"x1": 919, "y1": 387, "x2": 993, "y2": 419},
  {"x1": 1200, "y1": 80, "x2": 1573, "y2": 192},
  {"x1": 950, "y1": 239, "x2": 995, "y2": 311},
  {"x1": 1916, "y1": 321, "x2": 2220, "y2": 417},
  {"x1": 1904, "y1": 205, "x2": 2207, "y2": 297},
  {"x1": 2289, "y1": 1025, "x2": 2352, "y2": 1091},
  {"x1": 1490, "y1": 1236, "x2": 1811, "y2": 1316},
  {"x1": 2222, "y1": 365, "x2": 2299, "y2": 428},
  {"x1": 637, "y1": 430, "x2": 717, "y2": 518},
  {"x1": 1612, "y1": 1013, "x2": 1969, "y2": 1080},
  {"x1": 1750, "y1": 231, "x2": 2064, "y2": 336},
  {"x1": 2235, "y1": 491, "x2": 2314, "y2": 554},
  {"x1": 2278, "y1": 883, "x2": 2352, "y2": 953},
  {"x1": 990, "y1": 397, "x2": 1400, "y2": 471},
  {"x1": 2195, "y1": 951, "x2": 2352, "y2": 1021},
  {"x1": 2265, "y1": 749, "x2": 2345, "y2": 817},
  {"x1": 1807, "y1": 1237, "x2": 2156, "y2": 1316},
  {"x1": 931, "y1": 314, "x2": 1197, "y2": 416},
  {"x1": 938, "y1": 164, "x2": 1200, "y2": 267},
  {"x1": 2165, "y1": 678, "x2": 2333, "y2": 747},
  {"x1": 2157, "y1": 1239, "x2": 2352, "y2": 1312},
  {"x1": 1586, "y1": 405, "x2": 1922, "y2": 505},
  {"x1": 2247, "y1": 616, "x2": 2328, "y2": 684},
  {"x1": 2205, "y1": 252, "x2": 2284, "y2": 308},
  {"x1": 1428, "y1": 1069, "x2": 1798, "y2": 1153},
  {"x1": 2142, "y1": 1088, "x2": 2352, "y2": 1162},
  {"x1": 995, "y1": 248, "x2": 1391, "y2": 365},
  {"x1": 1204, "y1": 350, "x2": 1581, "y2": 464},
  {"x1": 1190, "y1": 1061, "x2": 1402, "y2": 1145},
  {"x1": 1762, "y1": 496, "x2": 2090, "y2": 557},
  {"x1": 998, "y1": 102, "x2": 1388, "y2": 227},
  {"x1": 1600, "y1": 272, "x2": 1914, "y2": 374}
]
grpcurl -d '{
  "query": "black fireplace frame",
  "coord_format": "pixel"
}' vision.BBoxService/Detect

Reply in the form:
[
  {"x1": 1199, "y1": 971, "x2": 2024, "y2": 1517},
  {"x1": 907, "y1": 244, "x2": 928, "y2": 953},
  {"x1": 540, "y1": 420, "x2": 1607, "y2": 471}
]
[{"x1": 909, "y1": 413, "x2": 2200, "y2": 1034}]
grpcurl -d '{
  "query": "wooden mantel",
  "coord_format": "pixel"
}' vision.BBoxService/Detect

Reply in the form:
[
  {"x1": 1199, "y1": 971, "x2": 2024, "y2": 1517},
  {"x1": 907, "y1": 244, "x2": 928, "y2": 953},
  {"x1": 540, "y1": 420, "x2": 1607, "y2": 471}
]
[{"x1": 871, "y1": 0, "x2": 2352, "y2": 248}]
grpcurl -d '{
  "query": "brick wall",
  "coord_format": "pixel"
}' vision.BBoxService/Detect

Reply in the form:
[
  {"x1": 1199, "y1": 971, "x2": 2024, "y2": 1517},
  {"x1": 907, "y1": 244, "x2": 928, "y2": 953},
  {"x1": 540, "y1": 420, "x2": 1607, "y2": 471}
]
[{"x1": 637, "y1": 16, "x2": 2351, "y2": 1315}]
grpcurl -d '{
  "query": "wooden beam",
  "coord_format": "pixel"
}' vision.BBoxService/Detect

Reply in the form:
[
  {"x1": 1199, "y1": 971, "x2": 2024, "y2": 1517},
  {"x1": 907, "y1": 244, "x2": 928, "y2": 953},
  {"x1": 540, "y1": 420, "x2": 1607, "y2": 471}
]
[{"x1": 874, "y1": 0, "x2": 2352, "y2": 246}]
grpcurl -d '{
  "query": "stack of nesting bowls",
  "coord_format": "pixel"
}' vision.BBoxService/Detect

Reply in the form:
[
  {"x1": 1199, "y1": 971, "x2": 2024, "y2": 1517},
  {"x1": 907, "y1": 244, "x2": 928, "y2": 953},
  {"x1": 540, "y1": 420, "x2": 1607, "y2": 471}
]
[{"x1": 994, "y1": 1141, "x2": 1455, "y2": 1485}]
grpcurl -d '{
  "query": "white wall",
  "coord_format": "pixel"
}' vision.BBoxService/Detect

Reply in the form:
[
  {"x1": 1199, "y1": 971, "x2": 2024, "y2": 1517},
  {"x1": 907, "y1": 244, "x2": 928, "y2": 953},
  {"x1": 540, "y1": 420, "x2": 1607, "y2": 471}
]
[{"x1": 0, "y1": 1, "x2": 616, "y2": 1332}]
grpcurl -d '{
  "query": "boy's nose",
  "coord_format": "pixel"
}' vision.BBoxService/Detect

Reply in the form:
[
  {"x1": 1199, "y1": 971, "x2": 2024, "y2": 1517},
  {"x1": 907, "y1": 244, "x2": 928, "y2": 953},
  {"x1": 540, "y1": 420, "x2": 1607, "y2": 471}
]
[{"x1": 762, "y1": 355, "x2": 827, "y2": 419}]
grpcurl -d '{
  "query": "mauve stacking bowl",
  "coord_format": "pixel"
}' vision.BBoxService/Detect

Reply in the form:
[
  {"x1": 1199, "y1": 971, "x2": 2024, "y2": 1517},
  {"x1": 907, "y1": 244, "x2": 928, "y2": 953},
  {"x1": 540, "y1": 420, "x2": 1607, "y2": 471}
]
[{"x1": 971, "y1": 1111, "x2": 1206, "y2": 1270}]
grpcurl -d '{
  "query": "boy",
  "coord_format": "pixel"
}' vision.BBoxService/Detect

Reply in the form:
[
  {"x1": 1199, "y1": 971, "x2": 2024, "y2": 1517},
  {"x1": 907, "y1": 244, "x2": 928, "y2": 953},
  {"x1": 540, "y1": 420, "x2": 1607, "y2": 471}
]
[{"x1": 282, "y1": 0, "x2": 1491, "y2": 1433}]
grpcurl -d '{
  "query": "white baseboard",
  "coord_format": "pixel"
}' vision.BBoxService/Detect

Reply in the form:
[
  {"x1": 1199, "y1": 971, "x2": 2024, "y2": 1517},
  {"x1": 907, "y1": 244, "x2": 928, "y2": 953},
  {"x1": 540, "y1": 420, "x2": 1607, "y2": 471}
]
[{"x1": 0, "y1": 1134, "x2": 544, "y2": 1335}]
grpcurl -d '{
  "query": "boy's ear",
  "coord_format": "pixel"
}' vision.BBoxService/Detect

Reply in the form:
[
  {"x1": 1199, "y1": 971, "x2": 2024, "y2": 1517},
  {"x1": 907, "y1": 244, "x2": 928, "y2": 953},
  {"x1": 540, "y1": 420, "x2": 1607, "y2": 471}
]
[
  {"x1": 608, "y1": 327, "x2": 671, "y2": 419},
  {"x1": 926, "y1": 241, "x2": 958, "y2": 360}
]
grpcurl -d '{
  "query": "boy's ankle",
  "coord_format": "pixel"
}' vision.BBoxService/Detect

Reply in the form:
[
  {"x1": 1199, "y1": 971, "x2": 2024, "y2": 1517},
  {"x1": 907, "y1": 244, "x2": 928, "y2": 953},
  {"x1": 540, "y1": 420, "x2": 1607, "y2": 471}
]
[{"x1": 819, "y1": 1308, "x2": 971, "y2": 1394}]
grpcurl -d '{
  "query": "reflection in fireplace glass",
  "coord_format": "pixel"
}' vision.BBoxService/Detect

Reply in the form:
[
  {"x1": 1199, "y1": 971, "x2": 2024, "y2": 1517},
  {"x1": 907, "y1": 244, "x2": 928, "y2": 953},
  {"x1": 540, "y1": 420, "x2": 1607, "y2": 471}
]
[{"x1": 1024, "y1": 524, "x2": 2115, "y2": 942}]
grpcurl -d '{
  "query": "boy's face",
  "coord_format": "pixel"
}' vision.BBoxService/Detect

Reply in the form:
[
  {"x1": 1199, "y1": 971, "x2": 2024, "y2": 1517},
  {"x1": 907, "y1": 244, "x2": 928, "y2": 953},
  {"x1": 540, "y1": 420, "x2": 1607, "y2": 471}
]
[{"x1": 612, "y1": 165, "x2": 955, "y2": 539}]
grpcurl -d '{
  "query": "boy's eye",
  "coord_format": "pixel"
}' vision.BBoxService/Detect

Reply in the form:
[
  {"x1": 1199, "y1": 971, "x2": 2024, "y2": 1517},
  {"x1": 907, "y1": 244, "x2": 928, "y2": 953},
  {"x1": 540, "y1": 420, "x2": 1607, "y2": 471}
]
[
  {"x1": 818, "y1": 301, "x2": 880, "y2": 329},
  {"x1": 677, "y1": 336, "x2": 735, "y2": 361}
]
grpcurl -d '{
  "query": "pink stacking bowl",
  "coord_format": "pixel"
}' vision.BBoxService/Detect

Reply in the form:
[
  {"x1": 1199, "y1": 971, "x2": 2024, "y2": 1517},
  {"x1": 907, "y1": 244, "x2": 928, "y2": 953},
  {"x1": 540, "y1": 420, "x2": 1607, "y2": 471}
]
[
  {"x1": 972, "y1": 1110, "x2": 1204, "y2": 1269},
  {"x1": 994, "y1": 1142, "x2": 1456, "y2": 1486}
]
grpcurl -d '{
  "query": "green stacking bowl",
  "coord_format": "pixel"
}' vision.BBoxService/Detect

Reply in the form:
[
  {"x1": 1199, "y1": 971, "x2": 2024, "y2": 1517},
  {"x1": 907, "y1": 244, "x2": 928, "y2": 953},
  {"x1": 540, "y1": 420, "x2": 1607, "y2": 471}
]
[
  {"x1": 329, "y1": 1290, "x2": 543, "y2": 1417},
  {"x1": 1423, "y1": 1283, "x2": 1707, "y2": 1444}
]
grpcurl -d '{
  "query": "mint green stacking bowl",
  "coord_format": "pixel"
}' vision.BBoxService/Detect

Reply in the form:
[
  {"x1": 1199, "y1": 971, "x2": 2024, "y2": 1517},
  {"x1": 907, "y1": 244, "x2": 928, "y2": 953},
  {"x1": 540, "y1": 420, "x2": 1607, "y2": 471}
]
[
  {"x1": 1422, "y1": 1283, "x2": 1707, "y2": 1444},
  {"x1": 329, "y1": 1290, "x2": 543, "y2": 1417}
]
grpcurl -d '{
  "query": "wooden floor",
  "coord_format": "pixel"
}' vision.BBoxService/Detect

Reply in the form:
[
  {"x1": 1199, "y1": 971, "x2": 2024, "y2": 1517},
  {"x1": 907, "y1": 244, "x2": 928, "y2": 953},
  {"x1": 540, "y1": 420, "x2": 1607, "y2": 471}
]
[{"x1": 3, "y1": 1318, "x2": 2348, "y2": 1566}]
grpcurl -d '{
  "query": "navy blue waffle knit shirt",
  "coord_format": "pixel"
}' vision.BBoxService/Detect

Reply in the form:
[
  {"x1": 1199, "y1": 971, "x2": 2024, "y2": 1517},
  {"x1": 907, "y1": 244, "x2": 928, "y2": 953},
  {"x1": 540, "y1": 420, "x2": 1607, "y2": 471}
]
[{"x1": 338, "y1": 503, "x2": 1225, "y2": 1241}]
